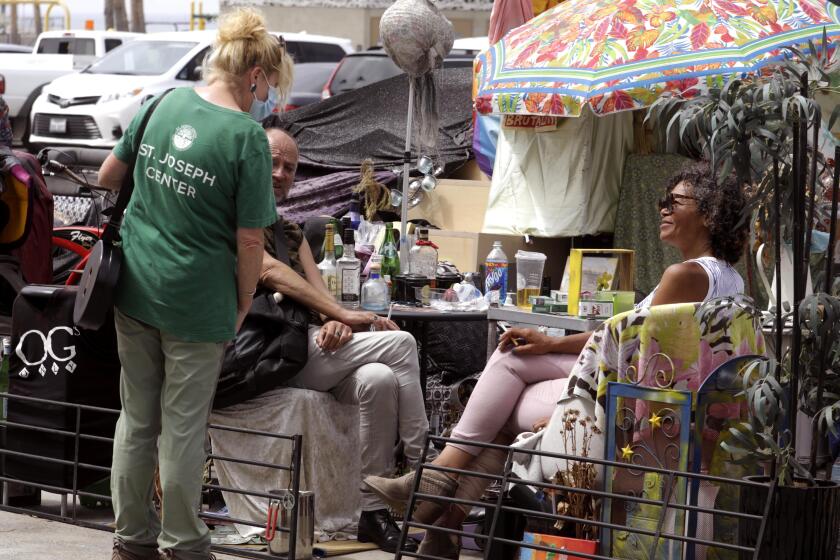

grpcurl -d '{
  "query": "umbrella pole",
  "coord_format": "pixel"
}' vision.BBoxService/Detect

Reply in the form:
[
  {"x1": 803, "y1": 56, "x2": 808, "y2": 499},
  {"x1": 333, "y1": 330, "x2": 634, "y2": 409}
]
[{"x1": 399, "y1": 79, "x2": 414, "y2": 273}]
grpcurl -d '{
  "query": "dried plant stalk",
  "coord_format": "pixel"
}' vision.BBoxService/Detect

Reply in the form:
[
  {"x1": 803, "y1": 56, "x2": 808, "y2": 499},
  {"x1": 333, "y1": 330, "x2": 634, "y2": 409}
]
[{"x1": 549, "y1": 409, "x2": 602, "y2": 541}]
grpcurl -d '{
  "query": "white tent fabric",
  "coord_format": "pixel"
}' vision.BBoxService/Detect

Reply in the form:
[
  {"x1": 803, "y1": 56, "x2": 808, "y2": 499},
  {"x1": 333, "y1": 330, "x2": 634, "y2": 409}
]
[{"x1": 483, "y1": 108, "x2": 634, "y2": 237}]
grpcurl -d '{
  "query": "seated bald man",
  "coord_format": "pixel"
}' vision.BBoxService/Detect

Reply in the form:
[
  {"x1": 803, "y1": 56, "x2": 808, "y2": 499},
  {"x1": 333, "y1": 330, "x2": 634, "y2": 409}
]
[{"x1": 255, "y1": 116, "x2": 428, "y2": 553}]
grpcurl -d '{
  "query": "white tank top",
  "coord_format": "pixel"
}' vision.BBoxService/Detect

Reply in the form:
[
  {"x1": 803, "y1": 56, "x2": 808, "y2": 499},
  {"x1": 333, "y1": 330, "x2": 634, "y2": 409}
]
[{"x1": 636, "y1": 256, "x2": 744, "y2": 309}]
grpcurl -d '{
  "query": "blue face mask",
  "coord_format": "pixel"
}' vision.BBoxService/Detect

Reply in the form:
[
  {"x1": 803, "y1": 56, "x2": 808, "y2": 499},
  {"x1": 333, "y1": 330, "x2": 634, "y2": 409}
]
[{"x1": 249, "y1": 71, "x2": 278, "y2": 121}]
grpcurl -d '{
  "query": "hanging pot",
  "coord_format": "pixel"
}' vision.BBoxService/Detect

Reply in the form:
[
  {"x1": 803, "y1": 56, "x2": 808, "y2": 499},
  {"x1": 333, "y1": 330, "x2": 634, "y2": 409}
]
[{"x1": 738, "y1": 476, "x2": 840, "y2": 560}]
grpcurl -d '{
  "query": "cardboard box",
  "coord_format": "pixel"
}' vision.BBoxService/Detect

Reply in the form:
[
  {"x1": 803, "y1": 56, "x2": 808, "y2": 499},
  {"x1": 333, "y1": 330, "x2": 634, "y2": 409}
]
[{"x1": 519, "y1": 532, "x2": 598, "y2": 560}]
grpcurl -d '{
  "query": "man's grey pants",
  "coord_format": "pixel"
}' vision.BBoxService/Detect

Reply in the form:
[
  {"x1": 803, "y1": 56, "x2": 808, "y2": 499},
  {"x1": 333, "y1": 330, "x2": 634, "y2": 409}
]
[{"x1": 285, "y1": 327, "x2": 429, "y2": 511}]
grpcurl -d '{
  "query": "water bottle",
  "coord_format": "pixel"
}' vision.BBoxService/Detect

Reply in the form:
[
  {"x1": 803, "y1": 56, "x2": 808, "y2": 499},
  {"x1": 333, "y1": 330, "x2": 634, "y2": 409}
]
[
  {"x1": 484, "y1": 241, "x2": 509, "y2": 303},
  {"x1": 361, "y1": 264, "x2": 390, "y2": 311}
]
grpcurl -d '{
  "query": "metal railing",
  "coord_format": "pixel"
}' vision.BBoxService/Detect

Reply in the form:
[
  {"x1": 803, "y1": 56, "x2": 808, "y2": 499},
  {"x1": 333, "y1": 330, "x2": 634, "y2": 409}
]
[
  {"x1": 395, "y1": 434, "x2": 776, "y2": 560},
  {"x1": 0, "y1": 391, "x2": 303, "y2": 559}
]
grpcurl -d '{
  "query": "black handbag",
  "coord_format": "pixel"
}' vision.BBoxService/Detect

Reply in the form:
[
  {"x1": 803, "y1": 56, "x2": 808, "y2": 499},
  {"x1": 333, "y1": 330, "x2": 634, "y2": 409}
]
[
  {"x1": 73, "y1": 90, "x2": 172, "y2": 330},
  {"x1": 213, "y1": 223, "x2": 310, "y2": 409}
]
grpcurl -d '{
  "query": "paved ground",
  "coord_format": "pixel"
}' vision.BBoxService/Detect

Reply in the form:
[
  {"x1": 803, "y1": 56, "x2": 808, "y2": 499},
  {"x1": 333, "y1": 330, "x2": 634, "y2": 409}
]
[{"x1": 0, "y1": 493, "x2": 481, "y2": 560}]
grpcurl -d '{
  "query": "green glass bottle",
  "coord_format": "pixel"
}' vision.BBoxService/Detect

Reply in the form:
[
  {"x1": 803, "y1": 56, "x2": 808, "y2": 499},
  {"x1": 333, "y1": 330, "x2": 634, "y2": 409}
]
[
  {"x1": 379, "y1": 222, "x2": 400, "y2": 294},
  {"x1": 322, "y1": 218, "x2": 343, "y2": 260}
]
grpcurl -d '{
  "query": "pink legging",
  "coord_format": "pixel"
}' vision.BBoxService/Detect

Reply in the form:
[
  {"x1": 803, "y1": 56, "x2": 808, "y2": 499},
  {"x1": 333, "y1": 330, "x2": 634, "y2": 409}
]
[{"x1": 449, "y1": 348, "x2": 579, "y2": 455}]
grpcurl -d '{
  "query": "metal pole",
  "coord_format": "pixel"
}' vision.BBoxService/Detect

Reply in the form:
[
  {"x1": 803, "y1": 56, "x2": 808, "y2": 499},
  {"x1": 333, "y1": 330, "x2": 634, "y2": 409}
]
[
  {"x1": 288, "y1": 434, "x2": 303, "y2": 560},
  {"x1": 774, "y1": 160, "x2": 783, "y2": 364},
  {"x1": 399, "y1": 79, "x2": 414, "y2": 273},
  {"x1": 826, "y1": 146, "x2": 840, "y2": 295}
]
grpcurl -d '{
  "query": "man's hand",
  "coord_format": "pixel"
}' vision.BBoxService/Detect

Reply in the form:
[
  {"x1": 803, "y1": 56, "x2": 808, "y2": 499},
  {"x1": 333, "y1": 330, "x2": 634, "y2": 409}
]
[
  {"x1": 498, "y1": 327, "x2": 554, "y2": 355},
  {"x1": 371, "y1": 318, "x2": 399, "y2": 331},
  {"x1": 317, "y1": 321, "x2": 353, "y2": 352},
  {"x1": 339, "y1": 309, "x2": 398, "y2": 331}
]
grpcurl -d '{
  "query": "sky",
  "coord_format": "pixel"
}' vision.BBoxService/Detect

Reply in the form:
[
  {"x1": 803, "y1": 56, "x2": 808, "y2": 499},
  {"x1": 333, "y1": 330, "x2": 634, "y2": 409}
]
[{"x1": 53, "y1": 0, "x2": 222, "y2": 30}]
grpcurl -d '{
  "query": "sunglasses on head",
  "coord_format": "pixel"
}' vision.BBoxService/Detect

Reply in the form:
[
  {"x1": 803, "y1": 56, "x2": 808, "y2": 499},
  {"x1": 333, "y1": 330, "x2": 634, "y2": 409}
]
[{"x1": 658, "y1": 192, "x2": 696, "y2": 214}]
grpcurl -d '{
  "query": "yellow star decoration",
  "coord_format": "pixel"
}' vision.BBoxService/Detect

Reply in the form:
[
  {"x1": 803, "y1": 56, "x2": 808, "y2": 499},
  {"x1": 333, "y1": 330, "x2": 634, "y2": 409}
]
[
  {"x1": 649, "y1": 413, "x2": 663, "y2": 430},
  {"x1": 620, "y1": 444, "x2": 635, "y2": 461}
]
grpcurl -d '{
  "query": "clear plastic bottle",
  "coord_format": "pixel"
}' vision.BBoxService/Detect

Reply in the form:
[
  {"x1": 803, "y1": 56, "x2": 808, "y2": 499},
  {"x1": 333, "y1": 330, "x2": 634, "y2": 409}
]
[
  {"x1": 484, "y1": 241, "x2": 509, "y2": 303},
  {"x1": 361, "y1": 264, "x2": 390, "y2": 311}
]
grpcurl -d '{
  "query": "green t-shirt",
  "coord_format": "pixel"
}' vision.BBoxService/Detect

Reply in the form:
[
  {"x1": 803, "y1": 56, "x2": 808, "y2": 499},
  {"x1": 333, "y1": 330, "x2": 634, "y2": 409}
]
[{"x1": 113, "y1": 87, "x2": 276, "y2": 342}]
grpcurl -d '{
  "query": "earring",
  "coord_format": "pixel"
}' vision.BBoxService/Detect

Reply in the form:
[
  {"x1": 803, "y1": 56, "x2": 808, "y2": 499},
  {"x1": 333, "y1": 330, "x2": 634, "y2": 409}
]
[{"x1": 250, "y1": 83, "x2": 257, "y2": 93}]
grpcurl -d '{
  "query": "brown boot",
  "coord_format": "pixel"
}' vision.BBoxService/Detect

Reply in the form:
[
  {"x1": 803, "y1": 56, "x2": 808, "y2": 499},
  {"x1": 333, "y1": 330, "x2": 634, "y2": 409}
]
[
  {"x1": 417, "y1": 506, "x2": 464, "y2": 559},
  {"x1": 417, "y1": 447, "x2": 508, "y2": 556},
  {"x1": 111, "y1": 540, "x2": 160, "y2": 560},
  {"x1": 363, "y1": 469, "x2": 457, "y2": 514}
]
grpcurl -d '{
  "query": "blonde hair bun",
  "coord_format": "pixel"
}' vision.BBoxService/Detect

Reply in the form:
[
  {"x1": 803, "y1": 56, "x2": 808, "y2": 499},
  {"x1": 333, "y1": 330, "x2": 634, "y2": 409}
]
[
  {"x1": 204, "y1": 7, "x2": 294, "y2": 107},
  {"x1": 217, "y1": 7, "x2": 266, "y2": 44}
]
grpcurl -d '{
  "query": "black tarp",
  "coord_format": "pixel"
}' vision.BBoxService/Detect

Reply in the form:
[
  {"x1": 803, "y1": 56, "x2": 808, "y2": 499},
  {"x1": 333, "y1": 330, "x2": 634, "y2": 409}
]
[{"x1": 277, "y1": 66, "x2": 474, "y2": 175}]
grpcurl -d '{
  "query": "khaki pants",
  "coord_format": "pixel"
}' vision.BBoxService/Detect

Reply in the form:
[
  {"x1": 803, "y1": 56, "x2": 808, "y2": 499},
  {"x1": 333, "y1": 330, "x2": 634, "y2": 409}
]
[
  {"x1": 286, "y1": 327, "x2": 429, "y2": 511},
  {"x1": 111, "y1": 308, "x2": 224, "y2": 558}
]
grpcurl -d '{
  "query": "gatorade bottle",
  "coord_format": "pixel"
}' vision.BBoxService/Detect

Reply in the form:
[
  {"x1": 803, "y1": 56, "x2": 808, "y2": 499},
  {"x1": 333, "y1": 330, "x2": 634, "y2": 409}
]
[{"x1": 484, "y1": 241, "x2": 508, "y2": 303}]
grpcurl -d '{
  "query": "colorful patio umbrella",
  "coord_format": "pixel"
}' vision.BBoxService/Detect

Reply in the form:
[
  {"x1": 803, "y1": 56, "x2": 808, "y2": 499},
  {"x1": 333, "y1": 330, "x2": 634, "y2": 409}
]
[{"x1": 474, "y1": 0, "x2": 840, "y2": 117}]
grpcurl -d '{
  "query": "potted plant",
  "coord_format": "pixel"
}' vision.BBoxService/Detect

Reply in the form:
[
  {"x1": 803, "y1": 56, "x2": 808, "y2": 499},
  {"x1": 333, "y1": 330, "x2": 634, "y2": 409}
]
[
  {"x1": 519, "y1": 409, "x2": 601, "y2": 560},
  {"x1": 648, "y1": 31, "x2": 840, "y2": 558}
]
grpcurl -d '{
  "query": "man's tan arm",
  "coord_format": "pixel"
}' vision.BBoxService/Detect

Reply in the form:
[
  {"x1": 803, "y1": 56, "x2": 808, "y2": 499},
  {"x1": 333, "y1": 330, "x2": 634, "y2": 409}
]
[{"x1": 260, "y1": 251, "x2": 351, "y2": 322}]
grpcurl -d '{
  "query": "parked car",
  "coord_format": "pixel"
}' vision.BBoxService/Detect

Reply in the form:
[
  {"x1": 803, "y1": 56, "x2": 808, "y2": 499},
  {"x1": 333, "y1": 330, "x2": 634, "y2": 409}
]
[
  {"x1": 0, "y1": 43, "x2": 32, "y2": 54},
  {"x1": 0, "y1": 30, "x2": 141, "y2": 145},
  {"x1": 285, "y1": 62, "x2": 338, "y2": 111},
  {"x1": 28, "y1": 30, "x2": 354, "y2": 149},
  {"x1": 321, "y1": 37, "x2": 487, "y2": 99}
]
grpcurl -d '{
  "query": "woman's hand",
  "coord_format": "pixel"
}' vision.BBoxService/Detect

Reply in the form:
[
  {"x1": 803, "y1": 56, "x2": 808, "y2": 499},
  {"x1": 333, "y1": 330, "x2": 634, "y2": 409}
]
[
  {"x1": 532, "y1": 417, "x2": 550, "y2": 432},
  {"x1": 498, "y1": 327, "x2": 554, "y2": 355},
  {"x1": 316, "y1": 321, "x2": 353, "y2": 352},
  {"x1": 235, "y1": 307, "x2": 249, "y2": 333}
]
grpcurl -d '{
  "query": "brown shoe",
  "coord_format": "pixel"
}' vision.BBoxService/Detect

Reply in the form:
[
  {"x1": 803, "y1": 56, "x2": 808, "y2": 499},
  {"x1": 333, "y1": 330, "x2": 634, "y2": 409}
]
[
  {"x1": 111, "y1": 540, "x2": 160, "y2": 560},
  {"x1": 417, "y1": 509, "x2": 462, "y2": 560},
  {"x1": 159, "y1": 550, "x2": 217, "y2": 560},
  {"x1": 363, "y1": 469, "x2": 457, "y2": 514}
]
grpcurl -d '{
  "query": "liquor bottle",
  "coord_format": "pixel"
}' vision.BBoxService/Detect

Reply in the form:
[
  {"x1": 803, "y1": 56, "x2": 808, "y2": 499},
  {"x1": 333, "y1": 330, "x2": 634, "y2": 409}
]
[
  {"x1": 337, "y1": 226, "x2": 361, "y2": 308},
  {"x1": 349, "y1": 195, "x2": 362, "y2": 230},
  {"x1": 408, "y1": 227, "x2": 438, "y2": 281},
  {"x1": 484, "y1": 241, "x2": 508, "y2": 304},
  {"x1": 361, "y1": 264, "x2": 390, "y2": 311},
  {"x1": 379, "y1": 222, "x2": 400, "y2": 293},
  {"x1": 317, "y1": 223, "x2": 338, "y2": 299},
  {"x1": 322, "y1": 218, "x2": 343, "y2": 260}
]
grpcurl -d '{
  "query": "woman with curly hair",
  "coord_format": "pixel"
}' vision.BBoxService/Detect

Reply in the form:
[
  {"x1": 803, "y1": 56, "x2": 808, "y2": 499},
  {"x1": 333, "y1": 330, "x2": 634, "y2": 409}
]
[{"x1": 364, "y1": 160, "x2": 749, "y2": 558}]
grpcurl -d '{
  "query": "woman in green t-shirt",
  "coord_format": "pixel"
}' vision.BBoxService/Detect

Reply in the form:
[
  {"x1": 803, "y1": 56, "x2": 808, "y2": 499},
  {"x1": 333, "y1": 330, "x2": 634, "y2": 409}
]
[{"x1": 97, "y1": 9, "x2": 292, "y2": 560}]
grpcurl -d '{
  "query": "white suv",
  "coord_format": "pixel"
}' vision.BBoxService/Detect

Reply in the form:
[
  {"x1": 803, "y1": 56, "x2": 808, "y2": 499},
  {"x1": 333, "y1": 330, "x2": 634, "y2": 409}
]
[{"x1": 29, "y1": 30, "x2": 353, "y2": 148}]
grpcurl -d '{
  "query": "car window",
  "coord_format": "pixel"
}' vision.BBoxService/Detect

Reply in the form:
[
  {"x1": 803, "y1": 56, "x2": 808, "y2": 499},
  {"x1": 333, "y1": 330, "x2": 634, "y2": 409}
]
[
  {"x1": 37, "y1": 37, "x2": 95, "y2": 56},
  {"x1": 86, "y1": 40, "x2": 197, "y2": 76},
  {"x1": 177, "y1": 46, "x2": 211, "y2": 81},
  {"x1": 290, "y1": 41, "x2": 347, "y2": 63},
  {"x1": 292, "y1": 64, "x2": 337, "y2": 93},
  {"x1": 105, "y1": 39, "x2": 122, "y2": 52},
  {"x1": 330, "y1": 56, "x2": 401, "y2": 95},
  {"x1": 281, "y1": 41, "x2": 301, "y2": 63}
]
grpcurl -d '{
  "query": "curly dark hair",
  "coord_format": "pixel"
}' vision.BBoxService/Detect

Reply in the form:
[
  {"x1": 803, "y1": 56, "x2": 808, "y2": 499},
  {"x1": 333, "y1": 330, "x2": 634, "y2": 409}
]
[{"x1": 664, "y1": 161, "x2": 748, "y2": 265}]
